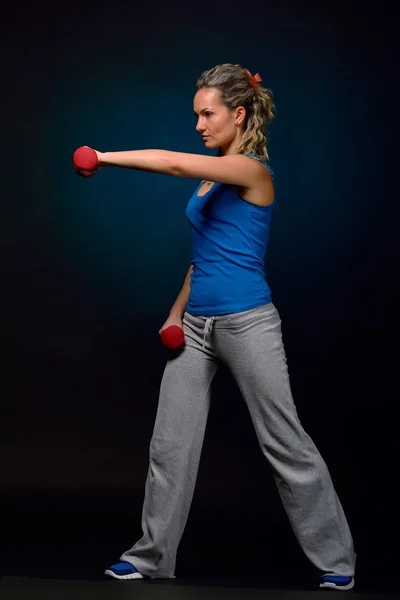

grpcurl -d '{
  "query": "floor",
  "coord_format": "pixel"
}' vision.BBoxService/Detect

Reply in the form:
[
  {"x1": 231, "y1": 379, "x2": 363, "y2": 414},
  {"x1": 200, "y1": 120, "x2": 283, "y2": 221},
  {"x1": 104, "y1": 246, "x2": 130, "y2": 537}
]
[{"x1": 0, "y1": 574, "x2": 397, "y2": 600}]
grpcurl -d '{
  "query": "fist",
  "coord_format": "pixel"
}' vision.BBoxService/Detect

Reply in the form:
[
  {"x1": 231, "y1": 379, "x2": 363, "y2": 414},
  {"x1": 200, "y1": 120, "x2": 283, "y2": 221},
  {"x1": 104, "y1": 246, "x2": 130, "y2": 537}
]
[{"x1": 73, "y1": 146, "x2": 102, "y2": 177}]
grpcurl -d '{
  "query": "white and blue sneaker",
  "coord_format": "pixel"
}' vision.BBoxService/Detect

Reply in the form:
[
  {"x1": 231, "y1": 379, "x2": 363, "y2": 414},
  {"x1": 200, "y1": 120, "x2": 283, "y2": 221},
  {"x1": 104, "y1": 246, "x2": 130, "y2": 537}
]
[
  {"x1": 320, "y1": 575, "x2": 355, "y2": 590},
  {"x1": 104, "y1": 561, "x2": 144, "y2": 580}
]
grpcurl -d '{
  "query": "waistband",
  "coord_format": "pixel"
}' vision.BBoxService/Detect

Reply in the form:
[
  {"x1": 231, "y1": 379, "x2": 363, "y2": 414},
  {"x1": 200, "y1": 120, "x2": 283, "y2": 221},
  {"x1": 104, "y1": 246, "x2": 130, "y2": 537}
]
[
  {"x1": 185, "y1": 301, "x2": 275, "y2": 338},
  {"x1": 184, "y1": 302, "x2": 276, "y2": 347}
]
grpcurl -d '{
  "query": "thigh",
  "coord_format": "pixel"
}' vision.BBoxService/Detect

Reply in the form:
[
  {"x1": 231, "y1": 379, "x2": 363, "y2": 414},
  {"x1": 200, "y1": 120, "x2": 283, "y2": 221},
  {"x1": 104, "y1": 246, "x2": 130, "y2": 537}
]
[
  {"x1": 215, "y1": 303, "x2": 301, "y2": 431},
  {"x1": 152, "y1": 316, "x2": 219, "y2": 447},
  {"x1": 216, "y1": 303, "x2": 289, "y2": 384}
]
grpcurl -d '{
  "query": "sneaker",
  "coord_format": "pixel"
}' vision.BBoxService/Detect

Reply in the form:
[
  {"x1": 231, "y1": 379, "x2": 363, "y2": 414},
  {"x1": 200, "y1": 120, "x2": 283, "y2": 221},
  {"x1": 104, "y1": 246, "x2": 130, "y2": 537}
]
[
  {"x1": 320, "y1": 575, "x2": 355, "y2": 590},
  {"x1": 104, "y1": 561, "x2": 144, "y2": 580}
]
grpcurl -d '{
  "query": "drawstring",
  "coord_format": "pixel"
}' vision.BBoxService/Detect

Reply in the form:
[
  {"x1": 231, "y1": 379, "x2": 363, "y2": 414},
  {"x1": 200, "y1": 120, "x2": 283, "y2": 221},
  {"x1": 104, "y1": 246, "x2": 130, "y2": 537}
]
[{"x1": 203, "y1": 317, "x2": 216, "y2": 348}]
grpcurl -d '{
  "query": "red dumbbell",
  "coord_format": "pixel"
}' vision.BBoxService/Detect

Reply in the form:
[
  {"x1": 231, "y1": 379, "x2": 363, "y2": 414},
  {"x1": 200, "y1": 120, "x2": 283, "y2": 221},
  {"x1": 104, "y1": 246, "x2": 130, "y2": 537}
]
[
  {"x1": 73, "y1": 146, "x2": 99, "y2": 176},
  {"x1": 161, "y1": 325, "x2": 185, "y2": 349}
]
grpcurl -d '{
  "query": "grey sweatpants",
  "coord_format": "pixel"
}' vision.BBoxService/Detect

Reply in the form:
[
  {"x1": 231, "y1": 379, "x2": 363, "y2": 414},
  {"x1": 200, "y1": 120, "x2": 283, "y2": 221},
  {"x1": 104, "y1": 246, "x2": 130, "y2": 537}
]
[{"x1": 120, "y1": 303, "x2": 356, "y2": 578}]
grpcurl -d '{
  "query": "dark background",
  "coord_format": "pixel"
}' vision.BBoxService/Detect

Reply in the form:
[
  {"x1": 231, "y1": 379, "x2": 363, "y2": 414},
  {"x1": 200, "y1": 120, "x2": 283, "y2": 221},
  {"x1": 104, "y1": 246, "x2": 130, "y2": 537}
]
[{"x1": 0, "y1": 0, "x2": 398, "y2": 594}]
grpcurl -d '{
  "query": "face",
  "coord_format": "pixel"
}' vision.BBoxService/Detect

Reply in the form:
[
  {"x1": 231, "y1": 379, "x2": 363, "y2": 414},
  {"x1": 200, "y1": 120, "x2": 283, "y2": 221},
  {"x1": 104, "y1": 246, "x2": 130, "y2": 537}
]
[{"x1": 193, "y1": 88, "x2": 245, "y2": 154}]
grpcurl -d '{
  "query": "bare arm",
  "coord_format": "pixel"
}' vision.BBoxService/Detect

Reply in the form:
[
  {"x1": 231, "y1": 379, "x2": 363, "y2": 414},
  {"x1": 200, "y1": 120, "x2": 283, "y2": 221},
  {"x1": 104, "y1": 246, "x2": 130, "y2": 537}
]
[
  {"x1": 97, "y1": 149, "x2": 269, "y2": 189},
  {"x1": 169, "y1": 264, "x2": 194, "y2": 319}
]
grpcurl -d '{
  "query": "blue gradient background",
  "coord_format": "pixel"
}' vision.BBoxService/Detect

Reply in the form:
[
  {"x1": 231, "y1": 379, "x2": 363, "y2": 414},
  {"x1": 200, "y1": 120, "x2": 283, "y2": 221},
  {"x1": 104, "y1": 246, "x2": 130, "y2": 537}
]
[{"x1": 0, "y1": 0, "x2": 397, "y2": 590}]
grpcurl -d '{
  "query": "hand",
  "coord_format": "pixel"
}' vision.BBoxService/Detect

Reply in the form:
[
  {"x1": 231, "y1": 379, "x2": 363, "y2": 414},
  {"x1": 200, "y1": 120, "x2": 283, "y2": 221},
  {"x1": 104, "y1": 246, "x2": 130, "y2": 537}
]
[
  {"x1": 73, "y1": 147, "x2": 104, "y2": 177},
  {"x1": 159, "y1": 313, "x2": 183, "y2": 336},
  {"x1": 74, "y1": 165, "x2": 102, "y2": 178}
]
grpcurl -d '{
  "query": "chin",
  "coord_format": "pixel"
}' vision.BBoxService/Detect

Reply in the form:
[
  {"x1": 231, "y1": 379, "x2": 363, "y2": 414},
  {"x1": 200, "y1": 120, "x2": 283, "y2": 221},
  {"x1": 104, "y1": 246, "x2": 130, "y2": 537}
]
[{"x1": 204, "y1": 139, "x2": 218, "y2": 149}]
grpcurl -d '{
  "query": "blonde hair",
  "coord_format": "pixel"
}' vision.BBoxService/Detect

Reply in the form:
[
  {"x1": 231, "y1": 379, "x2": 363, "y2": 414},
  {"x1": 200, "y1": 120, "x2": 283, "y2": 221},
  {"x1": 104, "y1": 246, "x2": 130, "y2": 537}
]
[{"x1": 196, "y1": 63, "x2": 275, "y2": 161}]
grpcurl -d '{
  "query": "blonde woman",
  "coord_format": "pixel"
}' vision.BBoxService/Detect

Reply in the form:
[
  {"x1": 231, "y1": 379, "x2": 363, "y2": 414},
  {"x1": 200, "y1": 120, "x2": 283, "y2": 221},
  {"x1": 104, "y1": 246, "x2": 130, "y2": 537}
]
[{"x1": 76, "y1": 63, "x2": 356, "y2": 591}]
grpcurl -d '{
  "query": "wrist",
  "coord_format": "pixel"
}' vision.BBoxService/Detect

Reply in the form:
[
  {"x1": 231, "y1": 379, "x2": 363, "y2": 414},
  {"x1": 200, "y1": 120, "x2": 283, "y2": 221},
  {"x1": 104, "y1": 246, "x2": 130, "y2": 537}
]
[{"x1": 96, "y1": 151, "x2": 108, "y2": 167}]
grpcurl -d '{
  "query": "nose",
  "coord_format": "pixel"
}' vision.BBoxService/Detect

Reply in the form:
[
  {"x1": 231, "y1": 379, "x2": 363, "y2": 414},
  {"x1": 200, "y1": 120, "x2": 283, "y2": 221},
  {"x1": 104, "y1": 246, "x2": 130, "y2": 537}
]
[{"x1": 196, "y1": 117, "x2": 206, "y2": 133}]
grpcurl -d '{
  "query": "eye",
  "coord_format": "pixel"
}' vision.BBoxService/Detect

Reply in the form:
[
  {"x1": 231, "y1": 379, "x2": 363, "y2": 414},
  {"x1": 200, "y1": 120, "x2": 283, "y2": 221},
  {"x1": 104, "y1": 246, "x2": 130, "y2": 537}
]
[{"x1": 205, "y1": 112, "x2": 213, "y2": 117}]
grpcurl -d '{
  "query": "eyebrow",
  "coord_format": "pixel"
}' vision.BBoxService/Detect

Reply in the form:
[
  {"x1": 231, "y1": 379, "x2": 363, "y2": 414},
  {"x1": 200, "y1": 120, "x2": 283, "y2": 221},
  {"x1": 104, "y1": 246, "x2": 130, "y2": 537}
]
[{"x1": 193, "y1": 108, "x2": 213, "y2": 115}]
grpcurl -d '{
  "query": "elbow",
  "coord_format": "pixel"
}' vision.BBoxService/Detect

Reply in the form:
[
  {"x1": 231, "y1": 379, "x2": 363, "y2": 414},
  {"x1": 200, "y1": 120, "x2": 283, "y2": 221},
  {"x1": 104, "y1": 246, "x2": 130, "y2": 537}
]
[
  {"x1": 170, "y1": 162, "x2": 185, "y2": 178},
  {"x1": 157, "y1": 151, "x2": 182, "y2": 177},
  {"x1": 167, "y1": 154, "x2": 189, "y2": 178},
  {"x1": 170, "y1": 164, "x2": 183, "y2": 177}
]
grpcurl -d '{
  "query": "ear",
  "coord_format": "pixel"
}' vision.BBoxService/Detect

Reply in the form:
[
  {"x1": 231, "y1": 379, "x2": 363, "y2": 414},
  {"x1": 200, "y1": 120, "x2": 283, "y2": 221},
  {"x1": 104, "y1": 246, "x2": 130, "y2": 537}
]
[{"x1": 235, "y1": 106, "x2": 246, "y2": 125}]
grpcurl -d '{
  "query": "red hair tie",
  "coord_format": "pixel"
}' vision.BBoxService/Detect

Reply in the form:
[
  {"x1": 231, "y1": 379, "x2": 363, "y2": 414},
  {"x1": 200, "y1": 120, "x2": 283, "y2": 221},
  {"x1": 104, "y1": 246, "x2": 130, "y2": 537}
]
[{"x1": 243, "y1": 68, "x2": 262, "y2": 91}]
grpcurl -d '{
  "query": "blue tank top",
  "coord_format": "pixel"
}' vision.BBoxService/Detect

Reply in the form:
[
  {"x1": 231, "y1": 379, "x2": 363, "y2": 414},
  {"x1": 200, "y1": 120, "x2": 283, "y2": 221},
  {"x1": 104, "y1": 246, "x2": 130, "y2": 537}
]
[{"x1": 185, "y1": 157, "x2": 275, "y2": 316}]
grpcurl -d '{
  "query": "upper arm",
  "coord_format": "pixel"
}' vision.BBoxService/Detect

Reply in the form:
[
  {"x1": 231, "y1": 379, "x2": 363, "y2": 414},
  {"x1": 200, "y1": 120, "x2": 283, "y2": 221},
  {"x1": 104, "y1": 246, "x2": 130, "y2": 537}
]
[{"x1": 172, "y1": 153, "x2": 270, "y2": 189}]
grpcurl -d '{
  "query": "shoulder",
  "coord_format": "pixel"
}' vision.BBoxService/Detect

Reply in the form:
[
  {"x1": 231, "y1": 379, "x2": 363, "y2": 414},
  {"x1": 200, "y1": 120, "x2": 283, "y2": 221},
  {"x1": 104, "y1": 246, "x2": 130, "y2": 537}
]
[
  {"x1": 223, "y1": 154, "x2": 273, "y2": 189},
  {"x1": 235, "y1": 154, "x2": 275, "y2": 207},
  {"x1": 245, "y1": 154, "x2": 274, "y2": 178},
  {"x1": 173, "y1": 152, "x2": 271, "y2": 190}
]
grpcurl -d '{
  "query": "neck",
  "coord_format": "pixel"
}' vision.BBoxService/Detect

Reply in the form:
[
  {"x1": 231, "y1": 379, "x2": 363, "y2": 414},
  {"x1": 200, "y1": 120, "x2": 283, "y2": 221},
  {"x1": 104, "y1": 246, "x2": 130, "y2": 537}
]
[{"x1": 219, "y1": 130, "x2": 244, "y2": 156}]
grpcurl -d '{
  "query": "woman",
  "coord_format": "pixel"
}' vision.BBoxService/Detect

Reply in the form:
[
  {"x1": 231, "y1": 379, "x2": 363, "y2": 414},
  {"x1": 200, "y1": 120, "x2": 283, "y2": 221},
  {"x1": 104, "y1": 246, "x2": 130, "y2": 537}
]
[{"x1": 78, "y1": 63, "x2": 356, "y2": 591}]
